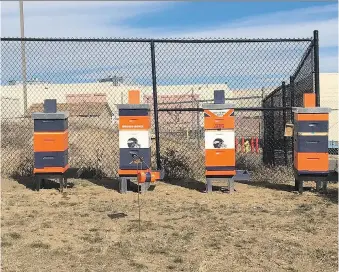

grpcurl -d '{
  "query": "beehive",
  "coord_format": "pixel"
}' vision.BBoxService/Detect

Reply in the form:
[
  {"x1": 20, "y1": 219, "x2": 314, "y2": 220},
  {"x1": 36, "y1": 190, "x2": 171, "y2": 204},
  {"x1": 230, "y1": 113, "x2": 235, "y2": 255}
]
[
  {"x1": 117, "y1": 91, "x2": 151, "y2": 177},
  {"x1": 293, "y1": 107, "x2": 331, "y2": 177},
  {"x1": 32, "y1": 99, "x2": 69, "y2": 174},
  {"x1": 203, "y1": 90, "x2": 236, "y2": 179}
]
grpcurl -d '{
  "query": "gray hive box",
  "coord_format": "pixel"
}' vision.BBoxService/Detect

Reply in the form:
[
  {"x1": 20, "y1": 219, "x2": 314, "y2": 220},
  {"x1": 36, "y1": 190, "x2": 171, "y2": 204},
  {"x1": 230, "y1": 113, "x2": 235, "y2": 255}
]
[
  {"x1": 44, "y1": 99, "x2": 57, "y2": 113},
  {"x1": 117, "y1": 104, "x2": 150, "y2": 116},
  {"x1": 32, "y1": 100, "x2": 69, "y2": 132},
  {"x1": 214, "y1": 90, "x2": 225, "y2": 104},
  {"x1": 203, "y1": 90, "x2": 233, "y2": 109},
  {"x1": 292, "y1": 107, "x2": 331, "y2": 114},
  {"x1": 117, "y1": 104, "x2": 150, "y2": 110},
  {"x1": 202, "y1": 103, "x2": 235, "y2": 110}
]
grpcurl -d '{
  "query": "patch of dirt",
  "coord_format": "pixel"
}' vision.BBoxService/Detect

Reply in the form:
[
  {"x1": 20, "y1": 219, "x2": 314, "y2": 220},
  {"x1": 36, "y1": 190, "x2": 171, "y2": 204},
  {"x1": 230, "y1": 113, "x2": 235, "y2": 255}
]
[{"x1": 1, "y1": 177, "x2": 338, "y2": 272}]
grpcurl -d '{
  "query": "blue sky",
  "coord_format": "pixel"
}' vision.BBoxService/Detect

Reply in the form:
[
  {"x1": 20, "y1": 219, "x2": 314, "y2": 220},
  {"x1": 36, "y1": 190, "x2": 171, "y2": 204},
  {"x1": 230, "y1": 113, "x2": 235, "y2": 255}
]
[
  {"x1": 126, "y1": 2, "x2": 336, "y2": 31},
  {"x1": 1, "y1": 1, "x2": 338, "y2": 86}
]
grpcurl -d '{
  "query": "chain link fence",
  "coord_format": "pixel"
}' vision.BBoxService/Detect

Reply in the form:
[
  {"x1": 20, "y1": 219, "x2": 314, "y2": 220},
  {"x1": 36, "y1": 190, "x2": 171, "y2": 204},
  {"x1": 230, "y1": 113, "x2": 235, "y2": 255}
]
[
  {"x1": 1, "y1": 35, "x2": 318, "y2": 182},
  {"x1": 262, "y1": 41, "x2": 316, "y2": 176}
]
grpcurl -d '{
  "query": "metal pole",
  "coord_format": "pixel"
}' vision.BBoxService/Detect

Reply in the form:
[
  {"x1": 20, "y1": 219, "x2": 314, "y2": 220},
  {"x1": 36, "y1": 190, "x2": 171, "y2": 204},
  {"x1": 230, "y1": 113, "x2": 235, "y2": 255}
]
[
  {"x1": 262, "y1": 89, "x2": 266, "y2": 164},
  {"x1": 290, "y1": 76, "x2": 295, "y2": 164},
  {"x1": 313, "y1": 30, "x2": 320, "y2": 107},
  {"x1": 271, "y1": 96, "x2": 275, "y2": 166},
  {"x1": 191, "y1": 88, "x2": 194, "y2": 138},
  {"x1": 290, "y1": 76, "x2": 295, "y2": 110},
  {"x1": 19, "y1": 1, "x2": 28, "y2": 115},
  {"x1": 196, "y1": 100, "x2": 200, "y2": 147},
  {"x1": 282, "y1": 81, "x2": 288, "y2": 165},
  {"x1": 150, "y1": 41, "x2": 161, "y2": 169}
]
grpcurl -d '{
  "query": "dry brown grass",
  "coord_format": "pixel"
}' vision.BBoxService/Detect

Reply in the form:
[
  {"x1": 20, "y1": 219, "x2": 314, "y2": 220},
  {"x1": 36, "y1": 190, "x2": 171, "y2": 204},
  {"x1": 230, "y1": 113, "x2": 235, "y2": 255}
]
[{"x1": 1, "y1": 177, "x2": 338, "y2": 272}]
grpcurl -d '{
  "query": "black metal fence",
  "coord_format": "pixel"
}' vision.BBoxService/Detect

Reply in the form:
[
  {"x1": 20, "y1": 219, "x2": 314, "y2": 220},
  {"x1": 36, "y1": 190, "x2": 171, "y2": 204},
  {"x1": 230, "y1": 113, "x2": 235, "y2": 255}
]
[
  {"x1": 1, "y1": 31, "x2": 320, "y2": 182},
  {"x1": 262, "y1": 36, "x2": 318, "y2": 171}
]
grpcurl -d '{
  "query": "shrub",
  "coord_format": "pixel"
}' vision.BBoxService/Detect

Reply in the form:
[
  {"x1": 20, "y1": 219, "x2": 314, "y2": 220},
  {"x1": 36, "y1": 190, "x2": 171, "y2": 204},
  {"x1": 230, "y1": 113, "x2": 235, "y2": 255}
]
[{"x1": 160, "y1": 148, "x2": 194, "y2": 180}]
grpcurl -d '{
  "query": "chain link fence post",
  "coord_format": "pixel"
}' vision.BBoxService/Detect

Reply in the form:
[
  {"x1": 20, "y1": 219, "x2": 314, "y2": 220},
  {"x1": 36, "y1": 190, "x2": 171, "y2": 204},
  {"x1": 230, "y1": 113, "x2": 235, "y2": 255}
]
[
  {"x1": 282, "y1": 81, "x2": 288, "y2": 165},
  {"x1": 313, "y1": 30, "x2": 320, "y2": 107},
  {"x1": 150, "y1": 40, "x2": 161, "y2": 170}
]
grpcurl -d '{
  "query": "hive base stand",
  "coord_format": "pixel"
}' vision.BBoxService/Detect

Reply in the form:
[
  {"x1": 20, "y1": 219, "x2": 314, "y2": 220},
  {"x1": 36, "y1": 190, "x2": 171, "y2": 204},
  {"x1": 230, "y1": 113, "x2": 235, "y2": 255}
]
[
  {"x1": 118, "y1": 176, "x2": 152, "y2": 194},
  {"x1": 294, "y1": 174, "x2": 329, "y2": 194},
  {"x1": 34, "y1": 172, "x2": 68, "y2": 193},
  {"x1": 206, "y1": 177, "x2": 234, "y2": 193},
  {"x1": 205, "y1": 170, "x2": 250, "y2": 193}
]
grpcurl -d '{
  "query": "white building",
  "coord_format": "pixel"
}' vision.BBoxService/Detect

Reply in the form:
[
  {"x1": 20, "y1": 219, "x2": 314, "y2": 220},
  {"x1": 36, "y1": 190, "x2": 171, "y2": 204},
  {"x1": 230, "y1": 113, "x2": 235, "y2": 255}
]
[{"x1": 320, "y1": 73, "x2": 338, "y2": 145}]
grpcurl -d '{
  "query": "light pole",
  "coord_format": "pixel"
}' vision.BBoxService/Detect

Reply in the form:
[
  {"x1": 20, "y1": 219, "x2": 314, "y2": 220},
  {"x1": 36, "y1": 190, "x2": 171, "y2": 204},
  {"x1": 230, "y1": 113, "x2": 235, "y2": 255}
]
[{"x1": 19, "y1": 1, "x2": 28, "y2": 115}]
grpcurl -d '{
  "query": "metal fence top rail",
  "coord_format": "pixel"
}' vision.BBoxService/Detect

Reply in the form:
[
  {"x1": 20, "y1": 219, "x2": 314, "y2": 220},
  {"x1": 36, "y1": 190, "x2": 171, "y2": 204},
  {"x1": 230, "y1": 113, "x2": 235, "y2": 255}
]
[
  {"x1": 1, "y1": 37, "x2": 313, "y2": 43},
  {"x1": 158, "y1": 107, "x2": 293, "y2": 112}
]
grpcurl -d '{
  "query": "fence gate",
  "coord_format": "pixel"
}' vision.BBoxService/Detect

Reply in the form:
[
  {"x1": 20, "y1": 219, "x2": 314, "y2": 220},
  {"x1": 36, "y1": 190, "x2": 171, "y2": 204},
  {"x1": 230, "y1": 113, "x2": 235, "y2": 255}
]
[{"x1": 1, "y1": 32, "x2": 319, "y2": 182}]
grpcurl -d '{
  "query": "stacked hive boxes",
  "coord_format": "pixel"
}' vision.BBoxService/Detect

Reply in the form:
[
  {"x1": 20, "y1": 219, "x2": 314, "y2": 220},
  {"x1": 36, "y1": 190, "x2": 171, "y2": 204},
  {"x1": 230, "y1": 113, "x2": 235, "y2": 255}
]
[
  {"x1": 32, "y1": 99, "x2": 69, "y2": 175},
  {"x1": 118, "y1": 91, "x2": 151, "y2": 177},
  {"x1": 203, "y1": 90, "x2": 236, "y2": 192},
  {"x1": 293, "y1": 93, "x2": 331, "y2": 193}
]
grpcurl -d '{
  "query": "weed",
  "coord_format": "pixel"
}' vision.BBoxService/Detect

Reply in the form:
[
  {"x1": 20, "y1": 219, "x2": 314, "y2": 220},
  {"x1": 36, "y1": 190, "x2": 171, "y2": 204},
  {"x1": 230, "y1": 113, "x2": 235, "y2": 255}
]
[
  {"x1": 295, "y1": 204, "x2": 313, "y2": 212},
  {"x1": 81, "y1": 233, "x2": 103, "y2": 244},
  {"x1": 30, "y1": 241, "x2": 50, "y2": 249},
  {"x1": 89, "y1": 228, "x2": 99, "y2": 232},
  {"x1": 129, "y1": 260, "x2": 147, "y2": 270},
  {"x1": 173, "y1": 256, "x2": 183, "y2": 263},
  {"x1": 41, "y1": 221, "x2": 52, "y2": 229},
  {"x1": 161, "y1": 224, "x2": 175, "y2": 230},
  {"x1": 8, "y1": 232, "x2": 21, "y2": 240},
  {"x1": 182, "y1": 231, "x2": 195, "y2": 242},
  {"x1": 149, "y1": 248, "x2": 169, "y2": 255},
  {"x1": 208, "y1": 239, "x2": 221, "y2": 250},
  {"x1": 1, "y1": 240, "x2": 12, "y2": 247},
  {"x1": 112, "y1": 240, "x2": 133, "y2": 257}
]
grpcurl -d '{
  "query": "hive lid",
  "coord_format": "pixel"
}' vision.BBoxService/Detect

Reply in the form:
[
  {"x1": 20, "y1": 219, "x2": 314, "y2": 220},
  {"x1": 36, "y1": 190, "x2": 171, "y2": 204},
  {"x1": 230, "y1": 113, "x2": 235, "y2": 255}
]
[
  {"x1": 292, "y1": 107, "x2": 331, "y2": 114},
  {"x1": 32, "y1": 112, "x2": 69, "y2": 120},
  {"x1": 202, "y1": 103, "x2": 235, "y2": 110},
  {"x1": 117, "y1": 104, "x2": 150, "y2": 110}
]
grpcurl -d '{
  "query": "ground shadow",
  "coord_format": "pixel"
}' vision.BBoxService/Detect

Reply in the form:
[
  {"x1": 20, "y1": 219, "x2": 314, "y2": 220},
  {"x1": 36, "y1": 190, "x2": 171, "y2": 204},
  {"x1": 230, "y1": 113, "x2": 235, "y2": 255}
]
[
  {"x1": 237, "y1": 179, "x2": 338, "y2": 204},
  {"x1": 88, "y1": 177, "x2": 158, "y2": 193},
  {"x1": 11, "y1": 175, "x2": 74, "y2": 191},
  {"x1": 87, "y1": 177, "x2": 120, "y2": 192},
  {"x1": 163, "y1": 178, "x2": 232, "y2": 193},
  {"x1": 237, "y1": 180, "x2": 299, "y2": 192},
  {"x1": 318, "y1": 187, "x2": 338, "y2": 204}
]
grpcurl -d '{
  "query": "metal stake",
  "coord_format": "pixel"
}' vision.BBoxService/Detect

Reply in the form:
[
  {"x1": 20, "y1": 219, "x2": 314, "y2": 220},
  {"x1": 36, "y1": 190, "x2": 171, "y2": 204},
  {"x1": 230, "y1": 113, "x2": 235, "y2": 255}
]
[{"x1": 19, "y1": 1, "x2": 28, "y2": 115}]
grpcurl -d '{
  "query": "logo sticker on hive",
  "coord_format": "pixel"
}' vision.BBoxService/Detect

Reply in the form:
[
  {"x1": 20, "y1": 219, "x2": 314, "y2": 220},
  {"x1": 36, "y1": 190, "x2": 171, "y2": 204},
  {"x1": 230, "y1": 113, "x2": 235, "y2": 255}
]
[
  {"x1": 205, "y1": 130, "x2": 235, "y2": 149},
  {"x1": 119, "y1": 130, "x2": 150, "y2": 149},
  {"x1": 209, "y1": 109, "x2": 232, "y2": 117}
]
